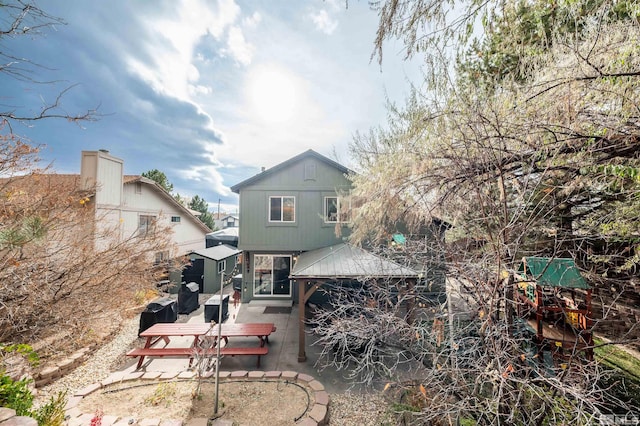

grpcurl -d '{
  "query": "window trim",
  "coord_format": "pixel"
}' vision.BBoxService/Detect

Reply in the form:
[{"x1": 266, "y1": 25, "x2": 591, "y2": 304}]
[
  {"x1": 154, "y1": 251, "x2": 169, "y2": 265},
  {"x1": 268, "y1": 195, "x2": 296, "y2": 223},
  {"x1": 323, "y1": 196, "x2": 350, "y2": 224},
  {"x1": 252, "y1": 254, "x2": 292, "y2": 297},
  {"x1": 138, "y1": 214, "x2": 156, "y2": 237}
]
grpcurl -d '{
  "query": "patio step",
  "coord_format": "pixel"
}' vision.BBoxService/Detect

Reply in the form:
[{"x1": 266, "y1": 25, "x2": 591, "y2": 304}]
[{"x1": 247, "y1": 300, "x2": 293, "y2": 307}]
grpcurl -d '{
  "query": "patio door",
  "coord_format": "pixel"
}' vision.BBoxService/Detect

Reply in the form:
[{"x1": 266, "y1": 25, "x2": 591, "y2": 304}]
[{"x1": 253, "y1": 254, "x2": 291, "y2": 297}]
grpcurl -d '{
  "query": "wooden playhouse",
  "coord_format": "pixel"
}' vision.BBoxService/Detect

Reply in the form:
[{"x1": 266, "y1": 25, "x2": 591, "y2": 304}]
[{"x1": 513, "y1": 257, "x2": 594, "y2": 362}]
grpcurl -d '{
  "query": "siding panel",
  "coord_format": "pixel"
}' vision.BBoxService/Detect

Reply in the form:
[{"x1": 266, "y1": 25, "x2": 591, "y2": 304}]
[{"x1": 238, "y1": 156, "x2": 351, "y2": 252}]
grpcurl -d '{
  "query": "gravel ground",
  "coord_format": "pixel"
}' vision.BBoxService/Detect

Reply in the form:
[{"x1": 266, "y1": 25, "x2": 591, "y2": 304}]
[
  {"x1": 33, "y1": 316, "x2": 393, "y2": 425},
  {"x1": 34, "y1": 315, "x2": 140, "y2": 405}
]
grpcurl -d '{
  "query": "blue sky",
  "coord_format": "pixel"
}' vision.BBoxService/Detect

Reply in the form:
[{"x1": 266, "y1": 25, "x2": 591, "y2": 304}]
[{"x1": 1, "y1": 0, "x2": 420, "y2": 213}]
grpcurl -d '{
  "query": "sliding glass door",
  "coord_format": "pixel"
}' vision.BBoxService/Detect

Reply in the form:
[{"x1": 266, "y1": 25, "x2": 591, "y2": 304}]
[{"x1": 253, "y1": 254, "x2": 291, "y2": 297}]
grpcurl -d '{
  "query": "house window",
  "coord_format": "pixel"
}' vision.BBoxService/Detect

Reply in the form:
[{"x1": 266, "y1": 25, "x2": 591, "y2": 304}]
[
  {"x1": 218, "y1": 260, "x2": 226, "y2": 274},
  {"x1": 269, "y1": 196, "x2": 295, "y2": 222},
  {"x1": 171, "y1": 216, "x2": 181, "y2": 223},
  {"x1": 253, "y1": 255, "x2": 291, "y2": 296},
  {"x1": 226, "y1": 218, "x2": 235, "y2": 227},
  {"x1": 154, "y1": 251, "x2": 169, "y2": 265},
  {"x1": 138, "y1": 215, "x2": 156, "y2": 236},
  {"x1": 135, "y1": 182, "x2": 142, "y2": 194},
  {"x1": 324, "y1": 196, "x2": 350, "y2": 223}
]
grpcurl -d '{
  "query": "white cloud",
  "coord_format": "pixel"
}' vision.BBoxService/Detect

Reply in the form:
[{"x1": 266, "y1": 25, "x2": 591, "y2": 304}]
[
  {"x1": 310, "y1": 9, "x2": 338, "y2": 34},
  {"x1": 243, "y1": 11, "x2": 262, "y2": 28},
  {"x1": 189, "y1": 84, "x2": 213, "y2": 96},
  {"x1": 177, "y1": 164, "x2": 230, "y2": 196},
  {"x1": 225, "y1": 26, "x2": 255, "y2": 66},
  {"x1": 124, "y1": 0, "x2": 248, "y2": 101},
  {"x1": 187, "y1": 64, "x2": 200, "y2": 82}
]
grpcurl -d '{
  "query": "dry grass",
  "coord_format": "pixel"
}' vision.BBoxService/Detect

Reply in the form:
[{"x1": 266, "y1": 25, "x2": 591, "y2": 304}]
[{"x1": 77, "y1": 379, "x2": 312, "y2": 424}]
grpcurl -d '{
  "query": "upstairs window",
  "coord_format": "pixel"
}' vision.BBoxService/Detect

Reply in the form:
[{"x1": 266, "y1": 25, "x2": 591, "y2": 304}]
[
  {"x1": 171, "y1": 216, "x2": 181, "y2": 223},
  {"x1": 324, "y1": 196, "x2": 350, "y2": 223},
  {"x1": 269, "y1": 196, "x2": 295, "y2": 222},
  {"x1": 138, "y1": 215, "x2": 156, "y2": 236}
]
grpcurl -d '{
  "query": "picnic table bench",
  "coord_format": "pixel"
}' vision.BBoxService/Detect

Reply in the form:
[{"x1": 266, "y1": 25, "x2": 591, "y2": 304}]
[{"x1": 126, "y1": 322, "x2": 275, "y2": 369}]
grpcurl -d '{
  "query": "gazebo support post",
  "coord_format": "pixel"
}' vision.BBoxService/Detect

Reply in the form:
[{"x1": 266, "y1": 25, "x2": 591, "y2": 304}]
[
  {"x1": 298, "y1": 279, "x2": 324, "y2": 362},
  {"x1": 406, "y1": 278, "x2": 417, "y2": 325},
  {"x1": 298, "y1": 280, "x2": 307, "y2": 362}
]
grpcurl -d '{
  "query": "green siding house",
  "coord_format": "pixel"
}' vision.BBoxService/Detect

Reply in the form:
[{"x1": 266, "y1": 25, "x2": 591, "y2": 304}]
[{"x1": 230, "y1": 150, "x2": 352, "y2": 303}]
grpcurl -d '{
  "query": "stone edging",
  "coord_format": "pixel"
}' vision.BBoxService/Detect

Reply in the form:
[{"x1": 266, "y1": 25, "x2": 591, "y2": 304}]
[
  {"x1": 34, "y1": 347, "x2": 95, "y2": 388},
  {"x1": 35, "y1": 330, "x2": 116, "y2": 388},
  {"x1": 64, "y1": 370, "x2": 330, "y2": 426},
  {"x1": 0, "y1": 407, "x2": 37, "y2": 426}
]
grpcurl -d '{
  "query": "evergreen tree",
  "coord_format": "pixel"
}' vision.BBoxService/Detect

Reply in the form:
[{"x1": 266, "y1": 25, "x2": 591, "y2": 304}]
[
  {"x1": 142, "y1": 169, "x2": 174, "y2": 193},
  {"x1": 188, "y1": 195, "x2": 215, "y2": 230}
]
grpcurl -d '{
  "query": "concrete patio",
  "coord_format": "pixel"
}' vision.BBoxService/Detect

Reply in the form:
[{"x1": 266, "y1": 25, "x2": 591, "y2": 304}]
[{"x1": 118, "y1": 287, "x2": 357, "y2": 394}]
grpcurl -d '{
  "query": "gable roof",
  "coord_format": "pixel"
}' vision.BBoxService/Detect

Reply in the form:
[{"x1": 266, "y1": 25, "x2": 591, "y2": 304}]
[
  {"x1": 290, "y1": 243, "x2": 419, "y2": 279},
  {"x1": 230, "y1": 149, "x2": 352, "y2": 193},
  {"x1": 123, "y1": 175, "x2": 211, "y2": 233},
  {"x1": 517, "y1": 257, "x2": 590, "y2": 289},
  {"x1": 0, "y1": 173, "x2": 84, "y2": 192},
  {"x1": 2, "y1": 173, "x2": 210, "y2": 233},
  {"x1": 190, "y1": 244, "x2": 240, "y2": 261}
]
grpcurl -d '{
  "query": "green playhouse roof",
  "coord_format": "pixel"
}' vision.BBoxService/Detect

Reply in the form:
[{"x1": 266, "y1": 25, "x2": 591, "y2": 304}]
[{"x1": 517, "y1": 257, "x2": 590, "y2": 289}]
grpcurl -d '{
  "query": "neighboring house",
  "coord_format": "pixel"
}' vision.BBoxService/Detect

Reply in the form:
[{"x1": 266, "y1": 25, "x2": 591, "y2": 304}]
[
  {"x1": 213, "y1": 214, "x2": 239, "y2": 230},
  {"x1": 79, "y1": 150, "x2": 210, "y2": 258},
  {"x1": 186, "y1": 245, "x2": 242, "y2": 293},
  {"x1": 230, "y1": 149, "x2": 353, "y2": 303}
]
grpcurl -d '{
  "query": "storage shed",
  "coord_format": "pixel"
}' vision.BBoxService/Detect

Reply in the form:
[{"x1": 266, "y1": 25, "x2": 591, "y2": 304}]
[{"x1": 189, "y1": 245, "x2": 241, "y2": 294}]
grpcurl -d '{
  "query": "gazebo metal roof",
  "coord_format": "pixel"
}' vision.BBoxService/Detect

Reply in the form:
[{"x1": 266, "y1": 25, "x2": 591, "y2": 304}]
[{"x1": 290, "y1": 243, "x2": 419, "y2": 279}]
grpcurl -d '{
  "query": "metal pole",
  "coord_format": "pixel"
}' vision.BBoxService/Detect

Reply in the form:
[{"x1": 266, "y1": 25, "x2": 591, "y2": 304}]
[{"x1": 214, "y1": 271, "x2": 224, "y2": 414}]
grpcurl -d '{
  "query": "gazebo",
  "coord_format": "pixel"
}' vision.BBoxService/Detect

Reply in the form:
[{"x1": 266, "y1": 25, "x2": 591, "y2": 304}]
[{"x1": 290, "y1": 243, "x2": 420, "y2": 362}]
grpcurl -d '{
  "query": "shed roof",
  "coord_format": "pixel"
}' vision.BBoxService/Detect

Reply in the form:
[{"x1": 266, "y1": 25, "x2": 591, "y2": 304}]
[
  {"x1": 517, "y1": 257, "x2": 589, "y2": 289},
  {"x1": 190, "y1": 244, "x2": 240, "y2": 261},
  {"x1": 290, "y1": 243, "x2": 419, "y2": 279},
  {"x1": 230, "y1": 149, "x2": 352, "y2": 193}
]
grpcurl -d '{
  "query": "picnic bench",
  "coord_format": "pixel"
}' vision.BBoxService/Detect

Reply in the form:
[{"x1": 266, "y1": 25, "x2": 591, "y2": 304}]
[{"x1": 126, "y1": 322, "x2": 275, "y2": 369}]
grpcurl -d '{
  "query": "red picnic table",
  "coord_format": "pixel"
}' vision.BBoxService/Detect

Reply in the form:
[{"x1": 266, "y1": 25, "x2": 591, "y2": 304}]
[{"x1": 126, "y1": 322, "x2": 276, "y2": 369}]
